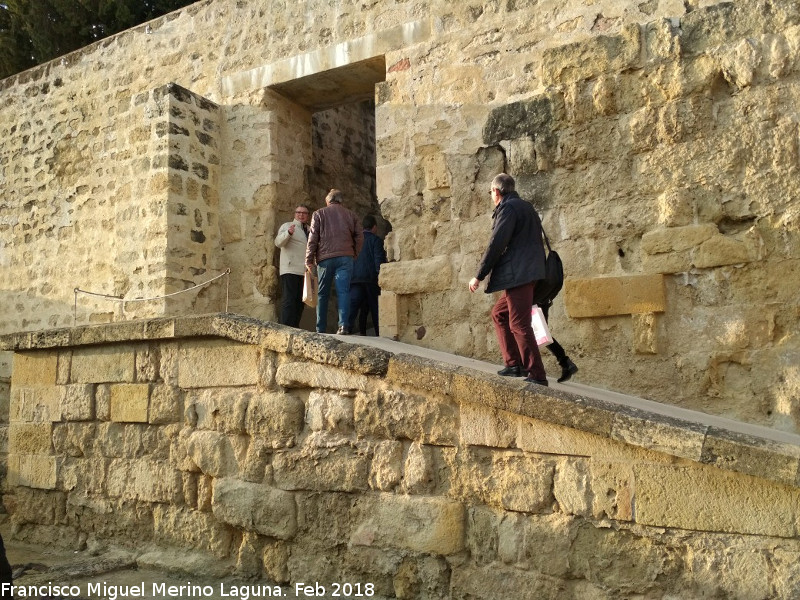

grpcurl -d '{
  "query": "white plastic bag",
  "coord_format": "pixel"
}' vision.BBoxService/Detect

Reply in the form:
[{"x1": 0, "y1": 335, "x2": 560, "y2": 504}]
[{"x1": 531, "y1": 304, "x2": 553, "y2": 346}]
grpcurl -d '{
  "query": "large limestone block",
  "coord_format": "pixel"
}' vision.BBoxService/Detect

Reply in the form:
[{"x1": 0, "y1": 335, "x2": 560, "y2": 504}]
[
  {"x1": 354, "y1": 390, "x2": 459, "y2": 446},
  {"x1": 212, "y1": 477, "x2": 297, "y2": 540},
  {"x1": 459, "y1": 403, "x2": 518, "y2": 449},
  {"x1": 110, "y1": 384, "x2": 150, "y2": 423},
  {"x1": 187, "y1": 387, "x2": 252, "y2": 434},
  {"x1": 152, "y1": 505, "x2": 235, "y2": 559},
  {"x1": 8, "y1": 423, "x2": 52, "y2": 454},
  {"x1": 186, "y1": 430, "x2": 244, "y2": 478},
  {"x1": 12, "y1": 352, "x2": 58, "y2": 386},
  {"x1": 178, "y1": 340, "x2": 259, "y2": 388},
  {"x1": 11, "y1": 386, "x2": 61, "y2": 422},
  {"x1": 351, "y1": 494, "x2": 465, "y2": 555},
  {"x1": 306, "y1": 390, "x2": 354, "y2": 435},
  {"x1": 245, "y1": 391, "x2": 305, "y2": 446},
  {"x1": 272, "y1": 434, "x2": 370, "y2": 492},
  {"x1": 276, "y1": 362, "x2": 368, "y2": 391},
  {"x1": 565, "y1": 274, "x2": 666, "y2": 318},
  {"x1": 7, "y1": 454, "x2": 59, "y2": 489},
  {"x1": 694, "y1": 231, "x2": 760, "y2": 268},
  {"x1": 378, "y1": 255, "x2": 452, "y2": 295},
  {"x1": 71, "y1": 346, "x2": 136, "y2": 383},
  {"x1": 540, "y1": 23, "x2": 641, "y2": 85},
  {"x1": 641, "y1": 223, "x2": 718, "y2": 254},
  {"x1": 60, "y1": 383, "x2": 95, "y2": 421},
  {"x1": 634, "y1": 463, "x2": 800, "y2": 536},
  {"x1": 106, "y1": 459, "x2": 182, "y2": 503}
]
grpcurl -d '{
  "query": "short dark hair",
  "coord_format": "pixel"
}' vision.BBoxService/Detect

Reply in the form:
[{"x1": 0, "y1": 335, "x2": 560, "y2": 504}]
[
  {"x1": 491, "y1": 173, "x2": 515, "y2": 195},
  {"x1": 362, "y1": 214, "x2": 377, "y2": 230}
]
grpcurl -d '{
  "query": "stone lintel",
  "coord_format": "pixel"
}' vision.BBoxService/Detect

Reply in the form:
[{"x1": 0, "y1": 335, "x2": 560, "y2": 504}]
[
  {"x1": 565, "y1": 274, "x2": 666, "y2": 318},
  {"x1": 221, "y1": 20, "x2": 431, "y2": 98}
]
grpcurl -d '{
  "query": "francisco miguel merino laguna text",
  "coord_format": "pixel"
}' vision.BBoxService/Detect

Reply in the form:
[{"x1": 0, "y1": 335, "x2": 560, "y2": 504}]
[{"x1": 1, "y1": 581, "x2": 291, "y2": 599}]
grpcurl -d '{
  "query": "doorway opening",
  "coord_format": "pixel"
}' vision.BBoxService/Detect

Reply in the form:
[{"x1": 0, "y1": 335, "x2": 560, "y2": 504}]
[{"x1": 269, "y1": 56, "x2": 388, "y2": 332}]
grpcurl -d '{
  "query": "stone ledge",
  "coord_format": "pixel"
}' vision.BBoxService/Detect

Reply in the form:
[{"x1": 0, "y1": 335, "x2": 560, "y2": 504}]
[
  {"x1": 0, "y1": 313, "x2": 391, "y2": 377},
  {"x1": 2, "y1": 313, "x2": 799, "y2": 488}
]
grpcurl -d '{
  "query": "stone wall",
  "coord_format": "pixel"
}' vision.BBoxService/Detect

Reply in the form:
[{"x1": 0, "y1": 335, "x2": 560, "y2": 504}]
[
  {"x1": 2, "y1": 314, "x2": 800, "y2": 598},
  {"x1": 1, "y1": 0, "x2": 798, "y2": 438}
]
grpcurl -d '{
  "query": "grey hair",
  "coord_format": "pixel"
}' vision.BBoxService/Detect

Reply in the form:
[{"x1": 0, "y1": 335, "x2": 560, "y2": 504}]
[{"x1": 491, "y1": 173, "x2": 515, "y2": 195}]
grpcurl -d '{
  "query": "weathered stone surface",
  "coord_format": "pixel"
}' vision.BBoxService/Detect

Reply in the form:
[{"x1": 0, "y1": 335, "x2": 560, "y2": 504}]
[
  {"x1": 634, "y1": 463, "x2": 800, "y2": 536},
  {"x1": 212, "y1": 477, "x2": 297, "y2": 540},
  {"x1": 178, "y1": 340, "x2": 259, "y2": 388},
  {"x1": 148, "y1": 384, "x2": 183, "y2": 425},
  {"x1": 305, "y1": 390, "x2": 353, "y2": 434},
  {"x1": 8, "y1": 454, "x2": 59, "y2": 489},
  {"x1": 378, "y1": 255, "x2": 453, "y2": 295},
  {"x1": 71, "y1": 346, "x2": 136, "y2": 383},
  {"x1": 701, "y1": 427, "x2": 800, "y2": 487},
  {"x1": 12, "y1": 352, "x2": 58, "y2": 386},
  {"x1": 287, "y1": 335, "x2": 391, "y2": 376},
  {"x1": 152, "y1": 505, "x2": 235, "y2": 559},
  {"x1": 565, "y1": 274, "x2": 666, "y2": 318},
  {"x1": 355, "y1": 389, "x2": 459, "y2": 445},
  {"x1": 186, "y1": 387, "x2": 252, "y2": 434},
  {"x1": 110, "y1": 384, "x2": 150, "y2": 423},
  {"x1": 369, "y1": 440, "x2": 403, "y2": 491},
  {"x1": 106, "y1": 458, "x2": 182, "y2": 503},
  {"x1": 273, "y1": 434, "x2": 369, "y2": 492},
  {"x1": 11, "y1": 386, "x2": 61, "y2": 423},
  {"x1": 60, "y1": 384, "x2": 95, "y2": 421},
  {"x1": 459, "y1": 403, "x2": 518, "y2": 449},
  {"x1": 276, "y1": 362, "x2": 368, "y2": 391},
  {"x1": 351, "y1": 494, "x2": 465, "y2": 555},
  {"x1": 8, "y1": 423, "x2": 52, "y2": 454},
  {"x1": 245, "y1": 390, "x2": 305, "y2": 445},
  {"x1": 185, "y1": 430, "x2": 244, "y2": 478}
]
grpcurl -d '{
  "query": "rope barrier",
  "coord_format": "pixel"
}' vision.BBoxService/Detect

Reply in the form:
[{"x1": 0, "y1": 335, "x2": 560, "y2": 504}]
[{"x1": 73, "y1": 268, "x2": 231, "y2": 325}]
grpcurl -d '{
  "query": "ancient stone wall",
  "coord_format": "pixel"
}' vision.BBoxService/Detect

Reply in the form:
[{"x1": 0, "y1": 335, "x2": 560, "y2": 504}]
[
  {"x1": 2, "y1": 314, "x2": 800, "y2": 598},
  {"x1": 1, "y1": 0, "x2": 798, "y2": 439}
]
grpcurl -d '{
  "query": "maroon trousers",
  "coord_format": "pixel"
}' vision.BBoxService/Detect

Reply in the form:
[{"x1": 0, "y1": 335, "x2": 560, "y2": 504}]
[{"x1": 491, "y1": 281, "x2": 547, "y2": 380}]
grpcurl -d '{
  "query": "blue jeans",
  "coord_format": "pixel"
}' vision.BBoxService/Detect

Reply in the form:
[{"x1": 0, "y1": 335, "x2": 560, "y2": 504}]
[{"x1": 316, "y1": 256, "x2": 354, "y2": 332}]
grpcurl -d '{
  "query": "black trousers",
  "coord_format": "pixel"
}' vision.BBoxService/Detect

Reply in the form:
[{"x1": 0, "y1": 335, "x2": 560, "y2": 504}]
[
  {"x1": 348, "y1": 282, "x2": 380, "y2": 335},
  {"x1": 279, "y1": 273, "x2": 305, "y2": 328},
  {"x1": 540, "y1": 301, "x2": 568, "y2": 365}
]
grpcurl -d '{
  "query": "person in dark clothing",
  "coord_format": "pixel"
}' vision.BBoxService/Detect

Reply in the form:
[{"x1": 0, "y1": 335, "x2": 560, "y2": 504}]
[
  {"x1": 0, "y1": 533, "x2": 13, "y2": 599},
  {"x1": 469, "y1": 173, "x2": 548, "y2": 386},
  {"x1": 348, "y1": 215, "x2": 386, "y2": 335},
  {"x1": 540, "y1": 301, "x2": 579, "y2": 383}
]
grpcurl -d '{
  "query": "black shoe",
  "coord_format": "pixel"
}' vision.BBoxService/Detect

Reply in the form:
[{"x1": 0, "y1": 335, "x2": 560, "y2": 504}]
[
  {"x1": 524, "y1": 377, "x2": 549, "y2": 387},
  {"x1": 557, "y1": 359, "x2": 578, "y2": 383},
  {"x1": 497, "y1": 365, "x2": 523, "y2": 377},
  {"x1": 336, "y1": 326, "x2": 350, "y2": 335}
]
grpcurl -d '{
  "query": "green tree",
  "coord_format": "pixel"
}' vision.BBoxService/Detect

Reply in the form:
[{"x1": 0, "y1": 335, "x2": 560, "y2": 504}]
[{"x1": 0, "y1": 0, "x2": 197, "y2": 79}]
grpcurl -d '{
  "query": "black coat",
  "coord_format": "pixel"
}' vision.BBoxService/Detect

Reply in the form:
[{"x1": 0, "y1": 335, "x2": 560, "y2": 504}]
[
  {"x1": 476, "y1": 192, "x2": 546, "y2": 293},
  {"x1": 352, "y1": 230, "x2": 386, "y2": 284}
]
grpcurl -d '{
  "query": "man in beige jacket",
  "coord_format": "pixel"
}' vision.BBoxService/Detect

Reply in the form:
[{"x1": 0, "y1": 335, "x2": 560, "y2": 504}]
[{"x1": 274, "y1": 205, "x2": 310, "y2": 327}]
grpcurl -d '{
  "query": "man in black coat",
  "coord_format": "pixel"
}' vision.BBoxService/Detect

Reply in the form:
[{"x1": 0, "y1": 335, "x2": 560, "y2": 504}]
[{"x1": 469, "y1": 173, "x2": 548, "y2": 386}]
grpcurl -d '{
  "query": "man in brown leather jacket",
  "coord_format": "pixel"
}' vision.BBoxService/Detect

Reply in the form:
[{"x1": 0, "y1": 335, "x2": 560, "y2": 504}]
[{"x1": 305, "y1": 189, "x2": 363, "y2": 334}]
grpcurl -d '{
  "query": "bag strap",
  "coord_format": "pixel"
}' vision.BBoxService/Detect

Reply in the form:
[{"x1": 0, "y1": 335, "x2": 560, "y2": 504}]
[{"x1": 541, "y1": 226, "x2": 553, "y2": 253}]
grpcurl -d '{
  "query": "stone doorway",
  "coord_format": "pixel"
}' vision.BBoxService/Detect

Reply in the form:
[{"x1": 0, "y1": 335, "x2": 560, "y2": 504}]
[{"x1": 268, "y1": 56, "x2": 387, "y2": 332}]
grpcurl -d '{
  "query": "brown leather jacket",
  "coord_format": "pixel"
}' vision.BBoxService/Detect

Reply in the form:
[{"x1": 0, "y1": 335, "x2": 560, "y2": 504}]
[{"x1": 305, "y1": 202, "x2": 363, "y2": 267}]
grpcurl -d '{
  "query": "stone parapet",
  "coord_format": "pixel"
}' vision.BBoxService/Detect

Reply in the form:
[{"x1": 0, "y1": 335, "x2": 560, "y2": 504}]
[{"x1": 3, "y1": 313, "x2": 800, "y2": 596}]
